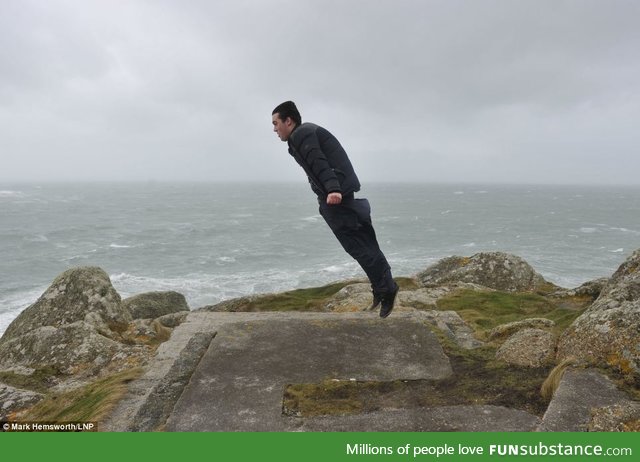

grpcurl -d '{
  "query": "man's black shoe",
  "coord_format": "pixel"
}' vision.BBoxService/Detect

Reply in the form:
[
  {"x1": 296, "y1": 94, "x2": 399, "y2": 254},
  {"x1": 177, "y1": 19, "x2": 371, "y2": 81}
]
[
  {"x1": 368, "y1": 292, "x2": 382, "y2": 311},
  {"x1": 379, "y1": 283, "x2": 399, "y2": 318}
]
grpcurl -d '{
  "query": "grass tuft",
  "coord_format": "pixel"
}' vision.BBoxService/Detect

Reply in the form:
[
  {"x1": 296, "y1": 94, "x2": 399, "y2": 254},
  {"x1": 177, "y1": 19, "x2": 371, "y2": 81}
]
[
  {"x1": 20, "y1": 368, "x2": 143, "y2": 424},
  {"x1": 540, "y1": 357, "x2": 577, "y2": 402}
]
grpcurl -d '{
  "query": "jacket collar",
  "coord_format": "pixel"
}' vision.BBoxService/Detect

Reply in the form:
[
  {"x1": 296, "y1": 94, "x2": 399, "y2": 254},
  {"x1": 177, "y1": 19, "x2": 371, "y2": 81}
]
[{"x1": 287, "y1": 123, "x2": 300, "y2": 147}]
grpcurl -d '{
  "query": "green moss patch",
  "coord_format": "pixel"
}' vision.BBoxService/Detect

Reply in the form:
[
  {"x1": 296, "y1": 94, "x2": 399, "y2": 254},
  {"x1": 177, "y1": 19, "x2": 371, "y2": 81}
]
[
  {"x1": 436, "y1": 289, "x2": 587, "y2": 339},
  {"x1": 235, "y1": 282, "x2": 353, "y2": 311}
]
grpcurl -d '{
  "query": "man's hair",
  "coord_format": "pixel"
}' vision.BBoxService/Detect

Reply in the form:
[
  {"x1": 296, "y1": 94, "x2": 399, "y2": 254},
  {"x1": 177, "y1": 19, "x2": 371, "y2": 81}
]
[{"x1": 272, "y1": 101, "x2": 302, "y2": 126}]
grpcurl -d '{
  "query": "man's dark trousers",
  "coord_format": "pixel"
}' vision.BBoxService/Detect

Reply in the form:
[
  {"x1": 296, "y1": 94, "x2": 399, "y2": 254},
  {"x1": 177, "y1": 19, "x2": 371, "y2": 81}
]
[{"x1": 318, "y1": 195, "x2": 395, "y2": 296}]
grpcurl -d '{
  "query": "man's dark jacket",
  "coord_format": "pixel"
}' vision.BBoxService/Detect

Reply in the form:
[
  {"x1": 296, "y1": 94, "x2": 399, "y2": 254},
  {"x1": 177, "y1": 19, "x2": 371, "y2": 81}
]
[{"x1": 287, "y1": 123, "x2": 361, "y2": 199}]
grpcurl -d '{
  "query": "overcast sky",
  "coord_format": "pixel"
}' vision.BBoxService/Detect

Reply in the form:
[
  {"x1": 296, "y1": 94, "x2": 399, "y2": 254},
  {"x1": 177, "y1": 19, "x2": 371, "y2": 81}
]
[{"x1": 1, "y1": 0, "x2": 639, "y2": 185}]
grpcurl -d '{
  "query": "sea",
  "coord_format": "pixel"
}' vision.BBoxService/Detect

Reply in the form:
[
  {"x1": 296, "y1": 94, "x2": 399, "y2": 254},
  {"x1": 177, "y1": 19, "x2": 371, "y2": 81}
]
[{"x1": 2, "y1": 182, "x2": 640, "y2": 336}]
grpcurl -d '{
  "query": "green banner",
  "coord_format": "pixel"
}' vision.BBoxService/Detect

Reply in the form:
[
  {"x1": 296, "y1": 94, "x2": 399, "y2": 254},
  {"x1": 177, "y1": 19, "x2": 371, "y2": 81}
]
[{"x1": 2, "y1": 432, "x2": 637, "y2": 461}]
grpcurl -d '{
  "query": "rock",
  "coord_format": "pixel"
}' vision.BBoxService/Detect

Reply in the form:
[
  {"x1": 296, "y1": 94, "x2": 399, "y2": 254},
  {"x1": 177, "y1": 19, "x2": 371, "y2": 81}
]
[
  {"x1": 398, "y1": 286, "x2": 455, "y2": 309},
  {"x1": 156, "y1": 311, "x2": 189, "y2": 328},
  {"x1": 552, "y1": 278, "x2": 608, "y2": 300},
  {"x1": 198, "y1": 294, "x2": 266, "y2": 312},
  {"x1": 0, "y1": 322, "x2": 130, "y2": 375},
  {"x1": 123, "y1": 291, "x2": 190, "y2": 320},
  {"x1": 0, "y1": 383, "x2": 44, "y2": 420},
  {"x1": 417, "y1": 252, "x2": 548, "y2": 292},
  {"x1": 488, "y1": 318, "x2": 555, "y2": 341},
  {"x1": 421, "y1": 310, "x2": 485, "y2": 349},
  {"x1": 125, "y1": 319, "x2": 166, "y2": 343},
  {"x1": 0, "y1": 267, "x2": 131, "y2": 342},
  {"x1": 0, "y1": 268, "x2": 150, "y2": 387},
  {"x1": 539, "y1": 368, "x2": 636, "y2": 431},
  {"x1": 495, "y1": 328, "x2": 555, "y2": 367},
  {"x1": 557, "y1": 248, "x2": 640, "y2": 376},
  {"x1": 323, "y1": 283, "x2": 372, "y2": 312},
  {"x1": 324, "y1": 282, "x2": 480, "y2": 313},
  {"x1": 323, "y1": 283, "x2": 462, "y2": 315},
  {"x1": 588, "y1": 403, "x2": 640, "y2": 432}
]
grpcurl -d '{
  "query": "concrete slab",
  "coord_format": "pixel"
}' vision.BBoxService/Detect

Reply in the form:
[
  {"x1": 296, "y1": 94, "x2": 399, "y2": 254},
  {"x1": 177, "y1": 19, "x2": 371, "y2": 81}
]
[
  {"x1": 538, "y1": 368, "x2": 636, "y2": 431},
  {"x1": 165, "y1": 314, "x2": 451, "y2": 431},
  {"x1": 130, "y1": 332, "x2": 215, "y2": 431}
]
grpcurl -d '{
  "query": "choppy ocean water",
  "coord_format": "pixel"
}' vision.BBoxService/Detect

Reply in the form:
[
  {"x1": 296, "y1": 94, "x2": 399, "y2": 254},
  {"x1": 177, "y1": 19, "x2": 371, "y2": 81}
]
[{"x1": 2, "y1": 182, "x2": 639, "y2": 335}]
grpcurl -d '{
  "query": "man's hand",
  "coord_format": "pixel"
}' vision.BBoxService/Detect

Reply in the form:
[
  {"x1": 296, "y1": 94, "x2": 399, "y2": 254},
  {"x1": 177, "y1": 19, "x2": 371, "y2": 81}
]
[{"x1": 326, "y1": 192, "x2": 342, "y2": 205}]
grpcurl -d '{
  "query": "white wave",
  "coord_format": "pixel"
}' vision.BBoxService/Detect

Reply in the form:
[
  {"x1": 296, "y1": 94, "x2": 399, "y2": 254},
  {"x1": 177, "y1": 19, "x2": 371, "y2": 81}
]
[
  {"x1": 0, "y1": 190, "x2": 25, "y2": 198},
  {"x1": 316, "y1": 261, "x2": 361, "y2": 278},
  {"x1": 24, "y1": 234, "x2": 49, "y2": 242},
  {"x1": 217, "y1": 256, "x2": 236, "y2": 264},
  {"x1": 60, "y1": 248, "x2": 99, "y2": 262},
  {"x1": 170, "y1": 223, "x2": 196, "y2": 233},
  {"x1": 109, "y1": 243, "x2": 133, "y2": 249},
  {"x1": 462, "y1": 242, "x2": 476, "y2": 247},
  {"x1": 111, "y1": 271, "x2": 282, "y2": 306},
  {"x1": 611, "y1": 227, "x2": 640, "y2": 235},
  {"x1": 321, "y1": 265, "x2": 346, "y2": 273},
  {"x1": 302, "y1": 215, "x2": 320, "y2": 223},
  {"x1": 580, "y1": 227, "x2": 598, "y2": 234},
  {"x1": 0, "y1": 287, "x2": 46, "y2": 336},
  {"x1": 377, "y1": 216, "x2": 401, "y2": 223},
  {"x1": 61, "y1": 254, "x2": 88, "y2": 262},
  {"x1": 540, "y1": 272, "x2": 586, "y2": 289},
  {"x1": 610, "y1": 248, "x2": 624, "y2": 253},
  {"x1": 453, "y1": 191, "x2": 464, "y2": 195},
  {"x1": 0, "y1": 309, "x2": 24, "y2": 337},
  {"x1": 474, "y1": 190, "x2": 488, "y2": 194},
  {"x1": 110, "y1": 272, "x2": 210, "y2": 306}
]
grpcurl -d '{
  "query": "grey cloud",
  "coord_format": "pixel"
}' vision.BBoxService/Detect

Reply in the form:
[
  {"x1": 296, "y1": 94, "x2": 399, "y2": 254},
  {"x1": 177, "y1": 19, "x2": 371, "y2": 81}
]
[{"x1": 1, "y1": 0, "x2": 639, "y2": 184}]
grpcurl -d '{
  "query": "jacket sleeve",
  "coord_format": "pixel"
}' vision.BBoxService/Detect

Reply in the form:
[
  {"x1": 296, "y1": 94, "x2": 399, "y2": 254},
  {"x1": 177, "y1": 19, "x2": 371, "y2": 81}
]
[{"x1": 294, "y1": 128, "x2": 341, "y2": 194}]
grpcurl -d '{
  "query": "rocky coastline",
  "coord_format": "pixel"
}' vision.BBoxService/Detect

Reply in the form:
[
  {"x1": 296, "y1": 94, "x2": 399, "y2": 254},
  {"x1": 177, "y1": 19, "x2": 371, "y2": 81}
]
[{"x1": 1, "y1": 250, "x2": 639, "y2": 431}]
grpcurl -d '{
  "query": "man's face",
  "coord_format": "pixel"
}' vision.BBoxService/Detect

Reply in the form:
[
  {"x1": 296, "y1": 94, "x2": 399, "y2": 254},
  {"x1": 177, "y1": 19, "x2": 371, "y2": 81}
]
[{"x1": 272, "y1": 113, "x2": 294, "y2": 141}]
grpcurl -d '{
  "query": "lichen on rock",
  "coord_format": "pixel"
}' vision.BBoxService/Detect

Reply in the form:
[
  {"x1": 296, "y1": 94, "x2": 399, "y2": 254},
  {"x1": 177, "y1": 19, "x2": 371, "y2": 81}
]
[
  {"x1": 417, "y1": 252, "x2": 549, "y2": 292},
  {"x1": 496, "y1": 328, "x2": 555, "y2": 367},
  {"x1": 1, "y1": 267, "x2": 131, "y2": 342},
  {"x1": 123, "y1": 291, "x2": 190, "y2": 320},
  {"x1": 558, "y1": 249, "x2": 640, "y2": 377}
]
